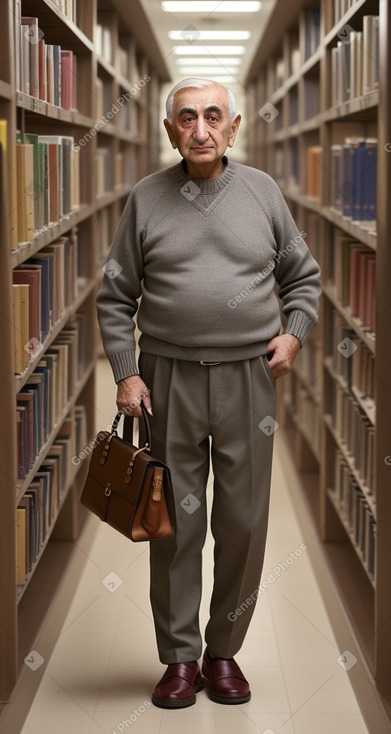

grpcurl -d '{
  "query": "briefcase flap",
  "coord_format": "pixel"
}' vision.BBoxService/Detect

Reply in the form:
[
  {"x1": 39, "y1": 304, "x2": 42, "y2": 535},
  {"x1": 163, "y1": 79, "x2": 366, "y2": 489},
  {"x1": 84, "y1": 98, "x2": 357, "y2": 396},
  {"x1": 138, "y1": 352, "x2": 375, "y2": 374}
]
[{"x1": 81, "y1": 431, "x2": 152, "y2": 516}]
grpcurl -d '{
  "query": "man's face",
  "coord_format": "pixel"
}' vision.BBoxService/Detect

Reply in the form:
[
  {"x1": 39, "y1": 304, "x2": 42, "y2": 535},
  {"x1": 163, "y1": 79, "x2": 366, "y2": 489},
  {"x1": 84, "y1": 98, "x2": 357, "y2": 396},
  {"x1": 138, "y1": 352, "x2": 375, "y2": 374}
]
[{"x1": 164, "y1": 84, "x2": 241, "y2": 179}]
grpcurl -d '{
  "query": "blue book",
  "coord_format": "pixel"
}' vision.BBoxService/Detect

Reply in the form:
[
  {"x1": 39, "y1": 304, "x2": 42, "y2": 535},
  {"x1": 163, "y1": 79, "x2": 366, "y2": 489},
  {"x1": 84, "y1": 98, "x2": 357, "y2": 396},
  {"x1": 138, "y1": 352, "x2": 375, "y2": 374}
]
[
  {"x1": 342, "y1": 138, "x2": 361, "y2": 218},
  {"x1": 331, "y1": 145, "x2": 343, "y2": 211},
  {"x1": 362, "y1": 139, "x2": 377, "y2": 221},
  {"x1": 342, "y1": 143, "x2": 353, "y2": 217}
]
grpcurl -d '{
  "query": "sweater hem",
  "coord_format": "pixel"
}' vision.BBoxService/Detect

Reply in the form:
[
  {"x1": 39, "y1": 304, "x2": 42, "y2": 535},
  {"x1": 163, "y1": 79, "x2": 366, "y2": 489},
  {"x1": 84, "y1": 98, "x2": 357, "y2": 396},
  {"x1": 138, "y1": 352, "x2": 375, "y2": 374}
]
[{"x1": 138, "y1": 334, "x2": 271, "y2": 362}]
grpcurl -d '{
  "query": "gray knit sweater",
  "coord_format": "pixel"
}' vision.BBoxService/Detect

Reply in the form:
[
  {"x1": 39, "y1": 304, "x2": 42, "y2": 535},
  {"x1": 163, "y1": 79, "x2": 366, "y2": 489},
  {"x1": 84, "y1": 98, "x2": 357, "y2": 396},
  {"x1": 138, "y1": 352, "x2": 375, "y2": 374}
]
[{"x1": 96, "y1": 159, "x2": 321, "y2": 383}]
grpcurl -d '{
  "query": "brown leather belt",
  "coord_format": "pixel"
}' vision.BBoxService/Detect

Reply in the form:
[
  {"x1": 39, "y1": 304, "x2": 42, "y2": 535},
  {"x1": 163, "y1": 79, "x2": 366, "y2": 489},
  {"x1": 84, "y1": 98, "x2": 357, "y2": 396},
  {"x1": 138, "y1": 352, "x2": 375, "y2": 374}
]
[{"x1": 199, "y1": 361, "x2": 221, "y2": 366}]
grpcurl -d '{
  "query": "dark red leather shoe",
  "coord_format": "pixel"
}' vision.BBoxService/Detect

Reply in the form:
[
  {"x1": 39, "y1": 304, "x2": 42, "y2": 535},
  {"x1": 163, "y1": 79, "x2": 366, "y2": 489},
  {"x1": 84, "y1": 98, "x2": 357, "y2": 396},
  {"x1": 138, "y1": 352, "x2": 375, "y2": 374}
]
[
  {"x1": 202, "y1": 648, "x2": 251, "y2": 704},
  {"x1": 152, "y1": 661, "x2": 204, "y2": 708}
]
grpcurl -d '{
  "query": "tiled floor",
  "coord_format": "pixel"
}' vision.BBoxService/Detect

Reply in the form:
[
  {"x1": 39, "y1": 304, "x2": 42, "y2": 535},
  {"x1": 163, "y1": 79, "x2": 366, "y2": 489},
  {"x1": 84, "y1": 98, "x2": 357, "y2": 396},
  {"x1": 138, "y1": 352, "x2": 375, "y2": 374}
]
[{"x1": 16, "y1": 358, "x2": 372, "y2": 734}]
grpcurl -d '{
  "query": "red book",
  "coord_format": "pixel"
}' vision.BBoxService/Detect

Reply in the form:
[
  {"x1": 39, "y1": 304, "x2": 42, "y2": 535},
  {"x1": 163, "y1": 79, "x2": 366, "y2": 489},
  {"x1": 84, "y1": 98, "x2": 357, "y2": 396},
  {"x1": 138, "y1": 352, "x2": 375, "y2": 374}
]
[
  {"x1": 38, "y1": 38, "x2": 46, "y2": 101},
  {"x1": 349, "y1": 246, "x2": 371, "y2": 316},
  {"x1": 363, "y1": 256, "x2": 376, "y2": 329},
  {"x1": 357, "y1": 252, "x2": 375, "y2": 324},
  {"x1": 60, "y1": 50, "x2": 76, "y2": 110}
]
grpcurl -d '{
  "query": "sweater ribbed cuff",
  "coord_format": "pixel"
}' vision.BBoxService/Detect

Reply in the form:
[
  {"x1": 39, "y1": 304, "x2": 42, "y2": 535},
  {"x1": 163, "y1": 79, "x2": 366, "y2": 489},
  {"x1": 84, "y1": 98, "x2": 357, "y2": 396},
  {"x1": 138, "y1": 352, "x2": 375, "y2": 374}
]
[
  {"x1": 285, "y1": 310, "x2": 315, "y2": 347},
  {"x1": 108, "y1": 350, "x2": 139, "y2": 383}
]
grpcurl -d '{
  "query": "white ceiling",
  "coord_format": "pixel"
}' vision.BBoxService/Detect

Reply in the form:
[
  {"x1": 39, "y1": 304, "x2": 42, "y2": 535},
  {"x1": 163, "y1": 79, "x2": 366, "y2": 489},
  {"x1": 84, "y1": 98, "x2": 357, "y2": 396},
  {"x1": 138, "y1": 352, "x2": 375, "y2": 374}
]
[{"x1": 139, "y1": 0, "x2": 277, "y2": 89}]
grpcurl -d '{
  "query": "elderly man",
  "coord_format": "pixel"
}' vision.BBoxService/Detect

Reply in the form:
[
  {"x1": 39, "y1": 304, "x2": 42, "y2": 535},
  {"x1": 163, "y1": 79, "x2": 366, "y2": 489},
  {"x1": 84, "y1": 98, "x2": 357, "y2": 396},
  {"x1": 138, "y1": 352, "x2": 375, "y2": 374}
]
[{"x1": 96, "y1": 78, "x2": 321, "y2": 708}]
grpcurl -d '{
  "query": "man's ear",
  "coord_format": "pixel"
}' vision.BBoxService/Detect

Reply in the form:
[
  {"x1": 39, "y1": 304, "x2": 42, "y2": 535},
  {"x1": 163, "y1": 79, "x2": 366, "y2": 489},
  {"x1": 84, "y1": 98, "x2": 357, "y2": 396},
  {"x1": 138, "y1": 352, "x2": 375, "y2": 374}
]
[
  {"x1": 228, "y1": 114, "x2": 241, "y2": 148},
  {"x1": 164, "y1": 118, "x2": 177, "y2": 149}
]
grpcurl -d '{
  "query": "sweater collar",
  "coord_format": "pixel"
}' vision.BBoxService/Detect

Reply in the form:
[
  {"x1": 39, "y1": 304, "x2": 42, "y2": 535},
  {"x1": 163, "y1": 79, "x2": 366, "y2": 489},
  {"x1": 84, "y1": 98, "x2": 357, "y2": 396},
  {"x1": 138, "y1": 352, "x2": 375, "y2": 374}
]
[{"x1": 171, "y1": 156, "x2": 236, "y2": 194}]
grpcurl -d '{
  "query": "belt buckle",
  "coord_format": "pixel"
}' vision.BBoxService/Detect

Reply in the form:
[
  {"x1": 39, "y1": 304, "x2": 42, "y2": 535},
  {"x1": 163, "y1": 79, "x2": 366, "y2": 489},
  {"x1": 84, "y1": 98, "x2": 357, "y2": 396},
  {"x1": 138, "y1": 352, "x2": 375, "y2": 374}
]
[{"x1": 200, "y1": 360, "x2": 221, "y2": 366}]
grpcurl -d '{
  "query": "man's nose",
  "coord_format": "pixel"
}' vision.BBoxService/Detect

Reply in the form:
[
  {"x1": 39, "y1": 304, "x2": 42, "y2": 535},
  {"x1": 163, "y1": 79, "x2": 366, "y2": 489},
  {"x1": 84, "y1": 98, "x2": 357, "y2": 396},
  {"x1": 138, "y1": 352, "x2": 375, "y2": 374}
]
[{"x1": 193, "y1": 116, "x2": 209, "y2": 143}]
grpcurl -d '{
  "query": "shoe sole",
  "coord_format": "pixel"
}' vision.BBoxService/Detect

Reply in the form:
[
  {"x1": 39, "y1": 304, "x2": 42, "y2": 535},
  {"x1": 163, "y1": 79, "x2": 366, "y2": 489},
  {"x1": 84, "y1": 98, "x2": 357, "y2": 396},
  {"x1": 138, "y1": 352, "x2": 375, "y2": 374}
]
[
  {"x1": 204, "y1": 680, "x2": 251, "y2": 705},
  {"x1": 151, "y1": 682, "x2": 204, "y2": 709}
]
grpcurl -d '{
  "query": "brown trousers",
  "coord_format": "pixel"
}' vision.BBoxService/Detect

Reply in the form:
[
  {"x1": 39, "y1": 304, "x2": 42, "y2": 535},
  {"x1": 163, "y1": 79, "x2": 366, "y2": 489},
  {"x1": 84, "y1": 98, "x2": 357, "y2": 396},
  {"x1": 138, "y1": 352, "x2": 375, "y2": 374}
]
[{"x1": 139, "y1": 352, "x2": 277, "y2": 664}]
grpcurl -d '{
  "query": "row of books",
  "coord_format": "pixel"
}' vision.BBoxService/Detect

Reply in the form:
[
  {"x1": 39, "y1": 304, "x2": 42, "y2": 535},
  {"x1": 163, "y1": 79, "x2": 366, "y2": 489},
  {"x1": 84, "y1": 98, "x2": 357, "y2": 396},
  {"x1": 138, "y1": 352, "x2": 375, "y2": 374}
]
[
  {"x1": 293, "y1": 337, "x2": 322, "y2": 397},
  {"x1": 51, "y1": 0, "x2": 78, "y2": 23},
  {"x1": 330, "y1": 311, "x2": 375, "y2": 407},
  {"x1": 305, "y1": 211, "x2": 322, "y2": 264},
  {"x1": 96, "y1": 207, "x2": 112, "y2": 264},
  {"x1": 334, "y1": 0, "x2": 361, "y2": 24},
  {"x1": 331, "y1": 16, "x2": 379, "y2": 105},
  {"x1": 285, "y1": 370, "x2": 321, "y2": 458},
  {"x1": 95, "y1": 148, "x2": 113, "y2": 196},
  {"x1": 16, "y1": 315, "x2": 86, "y2": 480},
  {"x1": 15, "y1": 11, "x2": 77, "y2": 109},
  {"x1": 350, "y1": 339, "x2": 376, "y2": 407},
  {"x1": 331, "y1": 232, "x2": 376, "y2": 331},
  {"x1": 120, "y1": 43, "x2": 141, "y2": 86},
  {"x1": 17, "y1": 404, "x2": 87, "y2": 585},
  {"x1": 304, "y1": 75, "x2": 320, "y2": 121},
  {"x1": 13, "y1": 234, "x2": 80, "y2": 373},
  {"x1": 96, "y1": 20, "x2": 113, "y2": 65},
  {"x1": 16, "y1": 132, "x2": 80, "y2": 242},
  {"x1": 332, "y1": 449, "x2": 376, "y2": 580},
  {"x1": 303, "y1": 8, "x2": 321, "y2": 62},
  {"x1": 330, "y1": 380, "x2": 375, "y2": 494},
  {"x1": 95, "y1": 149, "x2": 126, "y2": 196},
  {"x1": 274, "y1": 8, "x2": 320, "y2": 84},
  {"x1": 331, "y1": 138, "x2": 377, "y2": 222},
  {"x1": 95, "y1": 76, "x2": 140, "y2": 133}
]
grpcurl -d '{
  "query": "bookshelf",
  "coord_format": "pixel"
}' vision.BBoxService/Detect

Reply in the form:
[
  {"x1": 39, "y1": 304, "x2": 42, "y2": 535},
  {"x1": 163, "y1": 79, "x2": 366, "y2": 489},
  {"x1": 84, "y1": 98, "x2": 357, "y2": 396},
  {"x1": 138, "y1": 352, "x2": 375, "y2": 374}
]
[
  {"x1": 246, "y1": 0, "x2": 391, "y2": 729},
  {"x1": 0, "y1": 0, "x2": 169, "y2": 717}
]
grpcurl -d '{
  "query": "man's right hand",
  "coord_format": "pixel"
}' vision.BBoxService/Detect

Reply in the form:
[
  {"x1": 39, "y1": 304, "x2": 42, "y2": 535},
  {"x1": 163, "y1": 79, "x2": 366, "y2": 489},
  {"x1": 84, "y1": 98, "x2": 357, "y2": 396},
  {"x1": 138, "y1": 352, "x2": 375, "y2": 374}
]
[{"x1": 116, "y1": 375, "x2": 152, "y2": 417}]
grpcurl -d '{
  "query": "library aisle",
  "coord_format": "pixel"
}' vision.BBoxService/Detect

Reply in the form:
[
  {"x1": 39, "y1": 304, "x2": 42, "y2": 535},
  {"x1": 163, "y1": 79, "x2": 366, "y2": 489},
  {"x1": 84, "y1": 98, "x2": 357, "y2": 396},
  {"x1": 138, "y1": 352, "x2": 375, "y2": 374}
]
[{"x1": 2, "y1": 358, "x2": 373, "y2": 734}]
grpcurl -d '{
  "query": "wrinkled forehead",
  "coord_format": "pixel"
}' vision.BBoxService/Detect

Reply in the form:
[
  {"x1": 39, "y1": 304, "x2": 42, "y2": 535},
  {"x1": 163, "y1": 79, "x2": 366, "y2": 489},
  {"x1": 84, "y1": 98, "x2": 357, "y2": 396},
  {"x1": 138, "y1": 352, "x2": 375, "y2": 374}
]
[{"x1": 172, "y1": 85, "x2": 230, "y2": 115}]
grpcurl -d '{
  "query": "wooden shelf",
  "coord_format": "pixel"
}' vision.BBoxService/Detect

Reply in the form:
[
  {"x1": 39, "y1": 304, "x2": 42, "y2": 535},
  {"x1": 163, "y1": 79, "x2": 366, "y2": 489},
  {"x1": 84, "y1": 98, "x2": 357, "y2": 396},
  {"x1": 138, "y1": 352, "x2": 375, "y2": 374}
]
[
  {"x1": 324, "y1": 0, "x2": 380, "y2": 46},
  {"x1": 326, "y1": 487, "x2": 375, "y2": 587},
  {"x1": 324, "y1": 356, "x2": 375, "y2": 425},
  {"x1": 324, "y1": 414, "x2": 376, "y2": 517},
  {"x1": 322, "y1": 208, "x2": 377, "y2": 250},
  {"x1": 11, "y1": 205, "x2": 94, "y2": 267},
  {"x1": 14, "y1": 278, "x2": 97, "y2": 391},
  {"x1": 21, "y1": 0, "x2": 94, "y2": 52},
  {"x1": 16, "y1": 92, "x2": 95, "y2": 128},
  {"x1": 16, "y1": 357, "x2": 95, "y2": 506},
  {"x1": 323, "y1": 284, "x2": 376, "y2": 354},
  {"x1": 283, "y1": 394, "x2": 320, "y2": 462},
  {"x1": 0, "y1": 79, "x2": 13, "y2": 100},
  {"x1": 16, "y1": 364, "x2": 96, "y2": 601}
]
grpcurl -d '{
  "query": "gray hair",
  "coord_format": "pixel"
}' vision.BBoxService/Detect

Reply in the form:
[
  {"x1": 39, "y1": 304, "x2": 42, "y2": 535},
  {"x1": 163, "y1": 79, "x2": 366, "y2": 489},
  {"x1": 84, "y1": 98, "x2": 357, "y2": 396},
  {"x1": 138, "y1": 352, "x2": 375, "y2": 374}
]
[{"x1": 165, "y1": 77, "x2": 237, "y2": 121}]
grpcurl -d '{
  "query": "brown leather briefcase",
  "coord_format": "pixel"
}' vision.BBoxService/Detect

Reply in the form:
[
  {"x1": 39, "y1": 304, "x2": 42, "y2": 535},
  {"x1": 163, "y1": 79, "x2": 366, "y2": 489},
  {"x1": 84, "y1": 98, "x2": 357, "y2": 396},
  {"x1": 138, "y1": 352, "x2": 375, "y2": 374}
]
[{"x1": 80, "y1": 404, "x2": 175, "y2": 541}]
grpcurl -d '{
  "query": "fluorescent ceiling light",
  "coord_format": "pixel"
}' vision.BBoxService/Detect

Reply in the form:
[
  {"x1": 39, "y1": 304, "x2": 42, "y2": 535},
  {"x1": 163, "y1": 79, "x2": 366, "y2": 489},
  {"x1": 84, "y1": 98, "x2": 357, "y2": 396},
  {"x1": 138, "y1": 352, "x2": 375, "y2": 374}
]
[
  {"x1": 162, "y1": 2, "x2": 261, "y2": 11},
  {"x1": 169, "y1": 31, "x2": 250, "y2": 40},
  {"x1": 173, "y1": 46, "x2": 246, "y2": 55},
  {"x1": 175, "y1": 67, "x2": 239, "y2": 75},
  {"x1": 176, "y1": 57, "x2": 242, "y2": 65}
]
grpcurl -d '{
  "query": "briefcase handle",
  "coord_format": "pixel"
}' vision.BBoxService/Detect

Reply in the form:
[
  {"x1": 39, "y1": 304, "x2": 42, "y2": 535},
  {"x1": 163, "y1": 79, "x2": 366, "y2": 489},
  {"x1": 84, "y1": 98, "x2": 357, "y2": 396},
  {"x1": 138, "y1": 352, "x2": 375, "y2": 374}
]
[{"x1": 111, "y1": 402, "x2": 152, "y2": 449}]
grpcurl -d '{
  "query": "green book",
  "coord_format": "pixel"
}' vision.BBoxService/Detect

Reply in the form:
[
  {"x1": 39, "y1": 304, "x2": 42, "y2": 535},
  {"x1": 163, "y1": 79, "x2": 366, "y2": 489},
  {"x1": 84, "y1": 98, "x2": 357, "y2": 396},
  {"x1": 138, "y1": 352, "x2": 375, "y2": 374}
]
[{"x1": 23, "y1": 133, "x2": 42, "y2": 230}]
